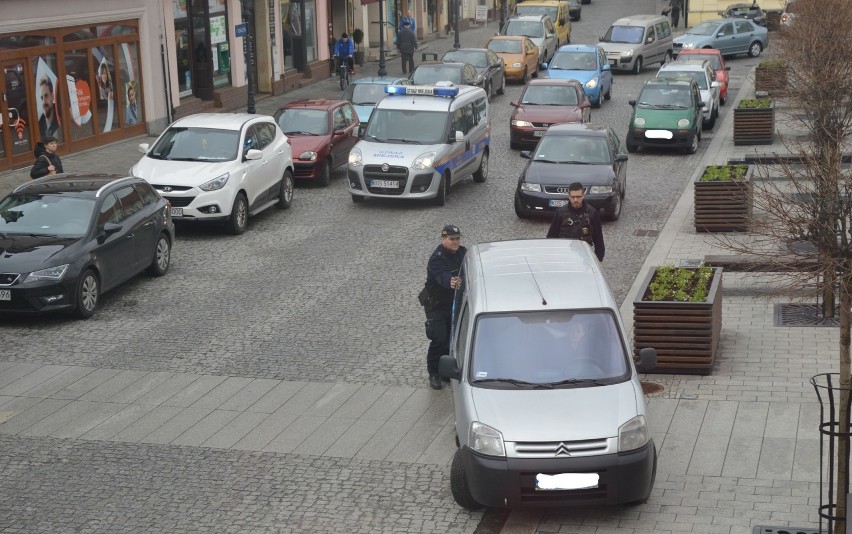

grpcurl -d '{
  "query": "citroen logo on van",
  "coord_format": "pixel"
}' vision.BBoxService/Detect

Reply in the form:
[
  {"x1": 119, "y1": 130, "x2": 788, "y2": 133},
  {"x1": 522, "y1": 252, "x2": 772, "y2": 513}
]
[
  {"x1": 554, "y1": 443, "x2": 572, "y2": 456},
  {"x1": 163, "y1": 186, "x2": 173, "y2": 192},
  {"x1": 381, "y1": 163, "x2": 390, "y2": 172}
]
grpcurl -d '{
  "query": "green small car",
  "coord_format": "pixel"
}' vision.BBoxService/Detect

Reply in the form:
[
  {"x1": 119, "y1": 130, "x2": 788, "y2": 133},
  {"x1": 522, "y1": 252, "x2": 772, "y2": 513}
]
[{"x1": 626, "y1": 78, "x2": 704, "y2": 154}]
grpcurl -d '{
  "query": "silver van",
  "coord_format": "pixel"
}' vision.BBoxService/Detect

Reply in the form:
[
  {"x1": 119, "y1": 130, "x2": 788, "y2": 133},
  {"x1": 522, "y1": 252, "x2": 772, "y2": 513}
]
[
  {"x1": 598, "y1": 14, "x2": 673, "y2": 74},
  {"x1": 439, "y1": 239, "x2": 658, "y2": 509}
]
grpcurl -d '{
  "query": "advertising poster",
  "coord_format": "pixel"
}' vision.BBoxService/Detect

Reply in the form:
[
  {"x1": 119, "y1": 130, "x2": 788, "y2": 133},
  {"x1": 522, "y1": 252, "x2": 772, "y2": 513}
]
[{"x1": 34, "y1": 57, "x2": 62, "y2": 142}]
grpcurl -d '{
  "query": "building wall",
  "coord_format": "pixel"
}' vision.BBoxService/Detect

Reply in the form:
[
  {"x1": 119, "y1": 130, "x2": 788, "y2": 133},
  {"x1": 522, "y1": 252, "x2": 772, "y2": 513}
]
[{"x1": 686, "y1": 0, "x2": 787, "y2": 25}]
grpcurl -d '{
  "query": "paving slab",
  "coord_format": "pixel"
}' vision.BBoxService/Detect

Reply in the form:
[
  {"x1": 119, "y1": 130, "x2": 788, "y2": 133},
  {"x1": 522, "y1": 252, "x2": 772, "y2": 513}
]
[
  {"x1": 108, "y1": 404, "x2": 184, "y2": 443},
  {"x1": 19, "y1": 399, "x2": 101, "y2": 437},
  {"x1": 217, "y1": 378, "x2": 280, "y2": 411},
  {"x1": 188, "y1": 376, "x2": 254, "y2": 409},
  {"x1": 171, "y1": 409, "x2": 241, "y2": 446},
  {"x1": 105, "y1": 371, "x2": 173, "y2": 404},
  {"x1": 134, "y1": 373, "x2": 200, "y2": 406},
  {"x1": 78, "y1": 370, "x2": 151, "y2": 402},
  {"x1": 201, "y1": 410, "x2": 269, "y2": 449},
  {"x1": 50, "y1": 402, "x2": 126, "y2": 439},
  {"x1": 22, "y1": 366, "x2": 98, "y2": 399},
  {"x1": 291, "y1": 415, "x2": 356, "y2": 456},
  {"x1": 51, "y1": 368, "x2": 122, "y2": 400},
  {"x1": 0, "y1": 364, "x2": 70, "y2": 396},
  {"x1": 0, "y1": 362, "x2": 44, "y2": 389},
  {"x1": 245, "y1": 379, "x2": 308, "y2": 413},
  {"x1": 0, "y1": 398, "x2": 71, "y2": 435},
  {"x1": 79, "y1": 403, "x2": 156, "y2": 441},
  {"x1": 138, "y1": 406, "x2": 215, "y2": 444},
  {"x1": 161, "y1": 375, "x2": 227, "y2": 407}
]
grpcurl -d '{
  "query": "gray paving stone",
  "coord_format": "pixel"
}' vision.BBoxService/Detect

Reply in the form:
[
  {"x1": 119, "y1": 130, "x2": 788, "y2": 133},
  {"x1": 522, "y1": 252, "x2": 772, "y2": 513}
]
[
  {"x1": 791, "y1": 438, "x2": 821, "y2": 483},
  {"x1": 658, "y1": 400, "x2": 708, "y2": 476},
  {"x1": 19, "y1": 400, "x2": 101, "y2": 437},
  {"x1": 355, "y1": 389, "x2": 436, "y2": 461},
  {"x1": 202, "y1": 410, "x2": 269, "y2": 449},
  {"x1": 79, "y1": 404, "x2": 157, "y2": 441},
  {"x1": 0, "y1": 398, "x2": 71, "y2": 435},
  {"x1": 415, "y1": 419, "x2": 457, "y2": 465},
  {"x1": 0, "y1": 365, "x2": 70, "y2": 396},
  {"x1": 171, "y1": 409, "x2": 241, "y2": 447},
  {"x1": 188, "y1": 376, "x2": 254, "y2": 409},
  {"x1": 50, "y1": 402, "x2": 126, "y2": 439},
  {"x1": 245, "y1": 380, "x2": 308, "y2": 413},
  {"x1": 322, "y1": 418, "x2": 386, "y2": 459},
  {"x1": 134, "y1": 373, "x2": 200, "y2": 406},
  {"x1": 108, "y1": 404, "x2": 184, "y2": 442},
  {"x1": 385, "y1": 391, "x2": 453, "y2": 463},
  {"x1": 230, "y1": 400, "x2": 314, "y2": 451},
  {"x1": 359, "y1": 385, "x2": 416, "y2": 421},
  {"x1": 0, "y1": 396, "x2": 41, "y2": 422},
  {"x1": 217, "y1": 378, "x2": 279, "y2": 411},
  {"x1": 757, "y1": 437, "x2": 796, "y2": 480},
  {"x1": 105, "y1": 371, "x2": 173, "y2": 404},
  {"x1": 21, "y1": 366, "x2": 98, "y2": 399},
  {"x1": 51, "y1": 369, "x2": 122, "y2": 400},
  {"x1": 330, "y1": 384, "x2": 389, "y2": 419},
  {"x1": 262, "y1": 414, "x2": 326, "y2": 453},
  {"x1": 139, "y1": 406, "x2": 215, "y2": 444},
  {"x1": 291, "y1": 415, "x2": 356, "y2": 456},
  {"x1": 303, "y1": 382, "x2": 361, "y2": 418},
  {"x1": 688, "y1": 400, "x2": 737, "y2": 476},
  {"x1": 162, "y1": 375, "x2": 227, "y2": 407},
  {"x1": 732, "y1": 402, "x2": 769, "y2": 438},
  {"x1": 764, "y1": 402, "x2": 801, "y2": 439},
  {"x1": 79, "y1": 370, "x2": 151, "y2": 401},
  {"x1": 0, "y1": 362, "x2": 43, "y2": 389},
  {"x1": 722, "y1": 436, "x2": 762, "y2": 478}
]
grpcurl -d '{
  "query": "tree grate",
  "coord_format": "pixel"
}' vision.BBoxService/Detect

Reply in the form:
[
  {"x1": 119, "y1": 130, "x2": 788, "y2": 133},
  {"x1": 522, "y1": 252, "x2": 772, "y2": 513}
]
[
  {"x1": 774, "y1": 303, "x2": 839, "y2": 327},
  {"x1": 752, "y1": 527, "x2": 820, "y2": 534},
  {"x1": 634, "y1": 229, "x2": 660, "y2": 237}
]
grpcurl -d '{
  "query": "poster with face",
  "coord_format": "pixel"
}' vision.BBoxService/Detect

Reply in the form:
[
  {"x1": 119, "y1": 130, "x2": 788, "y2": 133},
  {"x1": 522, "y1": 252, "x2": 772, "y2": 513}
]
[
  {"x1": 92, "y1": 49, "x2": 115, "y2": 133},
  {"x1": 35, "y1": 57, "x2": 62, "y2": 142}
]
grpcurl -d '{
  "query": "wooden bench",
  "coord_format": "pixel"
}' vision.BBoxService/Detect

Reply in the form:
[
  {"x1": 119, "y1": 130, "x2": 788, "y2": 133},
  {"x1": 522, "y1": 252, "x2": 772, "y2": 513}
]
[{"x1": 703, "y1": 254, "x2": 820, "y2": 272}]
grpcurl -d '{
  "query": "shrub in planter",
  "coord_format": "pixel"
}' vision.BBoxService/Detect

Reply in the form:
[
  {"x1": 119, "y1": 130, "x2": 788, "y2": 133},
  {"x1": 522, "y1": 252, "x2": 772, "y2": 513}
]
[
  {"x1": 734, "y1": 98, "x2": 775, "y2": 146},
  {"x1": 694, "y1": 164, "x2": 753, "y2": 232},
  {"x1": 633, "y1": 265, "x2": 723, "y2": 375},
  {"x1": 755, "y1": 60, "x2": 788, "y2": 95},
  {"x1": 352, "y1": 28, "x2": 365, "y2": 66}
]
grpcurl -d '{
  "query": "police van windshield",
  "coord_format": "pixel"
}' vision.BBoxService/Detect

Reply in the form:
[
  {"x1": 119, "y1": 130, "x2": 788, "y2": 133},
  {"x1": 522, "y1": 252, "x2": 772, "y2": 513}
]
[
  {"x1": 364, "y1": 109, "x2": 448, "y2": 144},
  {"x1": 470, "y1": 310, "x2": 630, "y2": 388}
]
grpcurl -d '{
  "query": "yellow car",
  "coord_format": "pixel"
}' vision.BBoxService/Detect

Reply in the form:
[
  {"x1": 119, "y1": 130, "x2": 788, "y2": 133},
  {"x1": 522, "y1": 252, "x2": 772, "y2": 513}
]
[{"x1": 485, "y1": 35, "x2": 540, "y2": 83}]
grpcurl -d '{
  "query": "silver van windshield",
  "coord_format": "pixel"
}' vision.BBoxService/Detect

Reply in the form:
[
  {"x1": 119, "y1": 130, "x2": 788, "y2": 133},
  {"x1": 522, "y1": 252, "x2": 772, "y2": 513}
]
[
  {"x1": 364, "y1": 108, "x2": 448, "y2": 145},
  {"x1": 470, "y1": 310, "x2": 629, "y2": 387}
]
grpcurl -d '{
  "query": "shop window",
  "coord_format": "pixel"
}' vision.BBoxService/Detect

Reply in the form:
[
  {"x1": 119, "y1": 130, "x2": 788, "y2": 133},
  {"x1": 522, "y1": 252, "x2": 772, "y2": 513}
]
[
  {"x1": 119, "y1": 42, "x2": 143, "y2": 126},
  {"x1": 304, "y1": 0, "x2": 317, "y2": 62},
  {"x1": 64, "y1": 48, "x2": 94, "y2": 142},
  {"x1": 96, "y1": 25, "x2": 137, "y2": 37},
  {"x1": 0, "y1": 34, "x2": 55, "y2": 50},
  {"x1": 282, "y1": 0, "x2": 298, "y2": 70},
  {"x1": 209, "y1": 0, "x2": 231, "y2": 88},
  {"x1": 63, "y1": 29, "x2": 97, "y2": 42}
]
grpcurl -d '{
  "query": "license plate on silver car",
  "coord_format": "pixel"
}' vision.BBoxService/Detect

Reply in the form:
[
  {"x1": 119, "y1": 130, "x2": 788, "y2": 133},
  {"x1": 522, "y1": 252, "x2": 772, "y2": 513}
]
[
  {"x1": 370, "y1": 179, "x2": 400, "y2": 188},
  {"x1": 0, "y1": 290, "x2": 10, "y2": 301},
  {"x1": 170, "y1": 207, "x2": 183, "y2": 217}
]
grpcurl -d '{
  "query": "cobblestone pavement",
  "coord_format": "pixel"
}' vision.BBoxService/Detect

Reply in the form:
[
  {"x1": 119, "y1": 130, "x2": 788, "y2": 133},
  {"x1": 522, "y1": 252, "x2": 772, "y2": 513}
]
[{"x1": 0, "y1": 0, "x2": 826, "y2": 531}]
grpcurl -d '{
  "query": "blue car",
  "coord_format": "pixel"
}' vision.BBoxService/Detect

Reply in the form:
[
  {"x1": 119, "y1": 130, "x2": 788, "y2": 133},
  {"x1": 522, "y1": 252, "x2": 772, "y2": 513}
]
[
  {"x1": 342, "y1": 76, "x2": 410, "y2": 123},
  {"x1": 544, "y1": 45, "x2": 613, "y2": 108}
]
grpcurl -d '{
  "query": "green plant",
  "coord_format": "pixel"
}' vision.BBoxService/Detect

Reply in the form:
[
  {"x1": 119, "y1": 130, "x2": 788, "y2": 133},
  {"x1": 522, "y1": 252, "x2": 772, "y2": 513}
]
[
  {"x1": 352, "y1": 28, "x2": 364, "y2": 46},
  {"x1": 646, "y1": 265, "x2": 715, "y2": 302},
  {"x1": 699, "y1": 164, "x2": 749, "y2": 182},
  {"x1": 757, "y1": 59, "x2": 785, "y2": 68},
  {"x1": 738, "y1": 98, "x2": 773, "y2": 109}
]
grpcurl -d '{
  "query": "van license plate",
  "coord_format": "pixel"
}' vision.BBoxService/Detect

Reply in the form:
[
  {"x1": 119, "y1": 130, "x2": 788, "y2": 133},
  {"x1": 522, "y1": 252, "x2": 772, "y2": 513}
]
[
  {"x1": 549, "y1": 199, "x2": 569, "y2": 208},
  {"x1": 535, "y1": 473, "x2": 599, "y2": 491},
  {"x1": 0, "y1": 290, "x2": 9, "y2": 301},
  {"x1": 170, "y1": 207, "x2": 183, "y2": 217},
  {"x1": 370, "y1": 179, "x2": 400, "y2": 188},
  {"x1": 533, "y1": 130, "x2": 545, "y2": 137}
]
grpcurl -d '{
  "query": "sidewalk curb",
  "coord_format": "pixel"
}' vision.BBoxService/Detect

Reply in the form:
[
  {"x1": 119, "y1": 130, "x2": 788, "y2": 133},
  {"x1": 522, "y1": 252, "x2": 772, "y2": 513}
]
[{"x1": 618, "y1": 65, "x2": 756, "y2": 335}]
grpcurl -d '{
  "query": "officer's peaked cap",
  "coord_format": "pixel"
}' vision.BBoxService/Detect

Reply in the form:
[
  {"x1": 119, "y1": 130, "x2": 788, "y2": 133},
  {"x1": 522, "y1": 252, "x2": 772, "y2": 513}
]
[{"x1": 441, "y1": 225, "x2": 461, "y2": 237}]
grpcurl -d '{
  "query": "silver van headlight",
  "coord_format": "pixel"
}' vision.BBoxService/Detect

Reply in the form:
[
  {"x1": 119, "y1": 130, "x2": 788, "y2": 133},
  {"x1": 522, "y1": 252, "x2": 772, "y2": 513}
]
[
  {"x1": 470, "y1": 421, "x2": 506, "y2": 457},
  {"x1": 618, "y1": 415, "x2": 650, "y2": 452},
  {"x1": 348, "y1": 147, "x2": 363, "y2": 168},
  {"x1": 412, "y1": 151, "x2": 437, "y2": 170}
]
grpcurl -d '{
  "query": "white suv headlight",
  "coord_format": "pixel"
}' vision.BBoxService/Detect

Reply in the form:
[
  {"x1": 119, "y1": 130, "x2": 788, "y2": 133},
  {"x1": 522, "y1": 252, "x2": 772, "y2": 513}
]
[
  {"x1": 198, "y1": 172, "x2": 230, "y2": 192},
  {"x1": 470, "y1": 421, "x2": 506, "y2": 457},
  {"x1": 618, "y1": 415, "x2": 650, "y2": 452},
  {"x1": 348, "y1": 147, "x2": 363, "y2": 167},
  {"x1": 298, "y1": 151, "x2": 318, "y2": 161},
  {"x1": 412, "y1": 151, "x2": 437, "y2": 170},
  {"x1": 24, "y1": 264, "x2": 69, "y2": 283}
]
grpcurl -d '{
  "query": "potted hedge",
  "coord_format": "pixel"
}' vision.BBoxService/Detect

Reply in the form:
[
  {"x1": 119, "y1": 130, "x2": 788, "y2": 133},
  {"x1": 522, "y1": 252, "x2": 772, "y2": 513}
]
[
  {"x1": 733, "y1": 98, "x2": 775, "y2": 146},
  {"x1": 754, "y1": 60, "x2": 787, "y2": 96},
  {"x1": 633, "y1": 265, "x2": 723, "y2": 375},
  {"x1": 694, "y1": 163, "x2": 753, "y2": 232},
  {"x1": 352, "y1": 28, "x2": 365, "y2": 66}
]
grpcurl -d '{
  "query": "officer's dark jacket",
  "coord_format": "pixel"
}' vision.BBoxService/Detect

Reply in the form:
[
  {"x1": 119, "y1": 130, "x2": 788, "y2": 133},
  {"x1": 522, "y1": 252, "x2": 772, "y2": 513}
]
[
  {"x1": 425, "y1": 244, "x2": 467, "y2": 311},
  {"x1": 545, "y1": 202, "x2": 605, "y2": 261}
]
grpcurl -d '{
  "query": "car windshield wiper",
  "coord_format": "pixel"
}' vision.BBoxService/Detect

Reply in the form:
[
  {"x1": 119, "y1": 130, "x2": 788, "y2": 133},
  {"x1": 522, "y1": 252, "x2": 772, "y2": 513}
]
[
  {"x1": 540, "y1": 378, "x2": 610, "y2": 387},
  {"x1": 147, "y1": 153, "x2": 165, "y2": 160},
  {"x1": 166, "y1": 157, "x2": 202, "y2": 162},
  {"x1": 354, "y1": 101, "x2": 376, "y2": 105},
  {"x1": 474, "y1": 378, "x2": 553, "y2": 389},
  {"x1": 383, "y1": 138, "x2": 419, "y2": 144},
  {"x1": 533, "y1": 158, "x2": 560, "y2": 164},
  {"x1": 284, "y1": 130, "x2": 317, "y2": 136},
  {"x1": 559, "y1": 160, "x2": 591, "y2": 165}
]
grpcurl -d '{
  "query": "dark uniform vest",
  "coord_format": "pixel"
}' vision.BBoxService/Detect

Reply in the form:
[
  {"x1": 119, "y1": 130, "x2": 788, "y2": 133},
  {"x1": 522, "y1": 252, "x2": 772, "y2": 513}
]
[{"x1": 557, "y1": 205, "x2": 594, "y2": 246}]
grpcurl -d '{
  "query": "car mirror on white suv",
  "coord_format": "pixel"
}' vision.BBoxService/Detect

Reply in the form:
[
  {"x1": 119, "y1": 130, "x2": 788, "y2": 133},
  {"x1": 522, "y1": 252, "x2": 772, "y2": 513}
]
[
  {"x1": 244, "y1": 149, "x2": 263, "y2": 161},
  {"x1": 138, "y1": 143, "x2": 149, "y2": 154}
]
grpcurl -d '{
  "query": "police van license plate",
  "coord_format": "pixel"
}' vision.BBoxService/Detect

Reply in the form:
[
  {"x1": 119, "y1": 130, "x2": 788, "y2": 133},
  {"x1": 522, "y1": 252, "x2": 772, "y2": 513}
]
[
  {"x1": 549, "y1": 199, "x2": 569, "y2": 208},
  {"x1": 533, "y1": 130, "x2": 545, "y2": 137},
  {"x1": 170, "y1": 207, "x2": 183, "y2": 217},
  {"x1": 370, "y1": 179, "x2": 399, "y2": 188},
  {"x1": 0, "y1": 290, "x2": 10, "y2": 301}
]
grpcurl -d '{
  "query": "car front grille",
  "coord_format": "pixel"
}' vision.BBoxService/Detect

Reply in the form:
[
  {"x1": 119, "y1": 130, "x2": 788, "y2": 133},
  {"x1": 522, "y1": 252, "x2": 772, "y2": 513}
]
[
  {"x1": 513, "y1": 438, "x2": 610, "y2": 458},
  {"x1": 162, "y1": 196, "x2": 196, "y2": 208},
  {"x1": 543, "y1": 185, "x2": 590, "y2": 195},
  {"x1": 363, "y1": 164, "x2": 408, "y2": 195},
  {"x1": 0, "y1": 273, "x2": 20, "y2": 286},
  {"x1": 152, "y1": 185, "x2": 193, "y2": 192}
]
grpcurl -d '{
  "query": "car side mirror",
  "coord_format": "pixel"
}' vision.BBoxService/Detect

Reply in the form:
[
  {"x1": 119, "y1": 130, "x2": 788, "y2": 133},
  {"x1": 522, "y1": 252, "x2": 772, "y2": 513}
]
[
  {"x1": 602, "y1": 63, "x2": 611, "y2": 71},
  {"x1": 358, "y1": 124, "x2": 367, "y2": 138},
  {"x1": 542, "y1": 62, "x2": 549, "y2": 69},
  {"x1": 138, "y1": 143, "x2": 150, "y2": 154},
  {"x1": 698, "y1": 101, "x2": 706, "y2": 108},
  {"x1": 101, "y1": 222, "x2": 122, "y2": 237},
  {"x1": 510, "y1": 100, "x2": 519, "y2": 107},
  {"x1": 635, "y1": 347, "x2": 658, "y2": 373},
  {"x1": 520, "y1": 150, "x2": 531, "y2": 159},
  {"x1": 615, "y1": 153, "x2": 629, "y2": 162},
  {"x1": 645, "y1": 36, "x2": 654, "y2": 44},
  {"x1": 438, "y1": 354, "x2": 462, "y2": 381},
  {"x1": 454, "y1": 131, "x2": 464, "y2": 143},
  {"x1": 244, "y1": 148, "x2": 263, "y2": 160},
  {"x1": 559, "y1": 18, "x2": 566, "y2": 25},
  {"x1": 580, "y1": 101, "x2": 591, "y2": 109},
  {"x1": 334, "y1": 128, "x2": 346, "y2": 135},
  {"x1": 711, "y1": 81, "x2": 720, "y2": 88},
  {"x1": 628, "y1": 99, "x2": 637, "y2": 107}
]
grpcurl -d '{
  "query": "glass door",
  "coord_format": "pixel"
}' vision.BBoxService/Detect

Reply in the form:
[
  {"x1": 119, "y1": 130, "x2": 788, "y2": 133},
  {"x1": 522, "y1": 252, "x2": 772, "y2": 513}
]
[{"x1": 2, "y1": 61, "x2": 34, "y2": 164}]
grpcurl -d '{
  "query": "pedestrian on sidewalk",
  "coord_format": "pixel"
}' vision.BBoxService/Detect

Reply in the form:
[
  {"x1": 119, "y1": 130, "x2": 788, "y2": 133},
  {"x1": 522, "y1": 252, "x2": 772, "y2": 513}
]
[
  {"x1": 399, "y1": 10, "x2": 417, "y2": 33},
  {"x1": 397, "y1": 20, "x2": 418, "y2": 75},
  {"x1": 669, "y1": 0, "x2": 682, "y2": 29},
  {"x1": 546, "y1": 182, "x2": 605, "y2": 262},
  {"x1": 30, "y1": 136, "x2": 63, "y2": 179},
  {"x1": 419, "y1": 225, "x2": 466, "y2": 390}
]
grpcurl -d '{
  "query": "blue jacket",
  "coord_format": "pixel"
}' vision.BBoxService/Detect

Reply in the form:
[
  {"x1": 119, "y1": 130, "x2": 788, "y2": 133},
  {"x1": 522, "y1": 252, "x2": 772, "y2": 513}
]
[
  {"x1": 334, "y1": 38, "x2": 354, "y2": 57},
  {"x1": 399, "y1": 16, "x2": 416, "y2": 32}
]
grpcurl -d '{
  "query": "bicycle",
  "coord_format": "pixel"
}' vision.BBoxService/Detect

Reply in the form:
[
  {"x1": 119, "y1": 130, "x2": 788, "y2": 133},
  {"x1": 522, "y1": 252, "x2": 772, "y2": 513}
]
[{"x1": 337, "y1": 56, "x2": 351, "y2": 90}]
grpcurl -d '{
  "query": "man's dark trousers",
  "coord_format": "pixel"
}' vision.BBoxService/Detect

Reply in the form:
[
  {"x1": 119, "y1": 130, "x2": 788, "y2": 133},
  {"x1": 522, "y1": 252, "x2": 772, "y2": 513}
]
[
  {"x1": 402, "y1": 53, "x2": 415, "y2": 75},
  {"x1": 425, "y1": 308, "x2": 451, "y2": 376}
]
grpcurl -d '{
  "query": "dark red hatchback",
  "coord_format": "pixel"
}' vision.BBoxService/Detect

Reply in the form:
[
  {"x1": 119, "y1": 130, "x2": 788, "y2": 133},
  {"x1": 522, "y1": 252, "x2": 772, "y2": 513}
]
[
  {"x1": 509, "y1": 79, "x2": 591, "y2": 149},
  {"x1": 274, "y1": 100, "x2": 360, "y2": 186}
]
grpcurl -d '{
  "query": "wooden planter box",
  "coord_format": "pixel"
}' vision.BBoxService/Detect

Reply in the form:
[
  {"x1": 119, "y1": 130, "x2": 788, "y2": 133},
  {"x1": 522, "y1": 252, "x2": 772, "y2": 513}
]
[
  {"x1": 694, "y1": 165, "x2": 753, "y2": 232},
  {"x1": 733, "y1": 102, "x2": 775, "y2": 146},
  {"x1": 633, "y1": 267, "x2": 723, "y2": 375},
  {"x1": 754, "y1": 65, "x2": 788, "y2": 96}
]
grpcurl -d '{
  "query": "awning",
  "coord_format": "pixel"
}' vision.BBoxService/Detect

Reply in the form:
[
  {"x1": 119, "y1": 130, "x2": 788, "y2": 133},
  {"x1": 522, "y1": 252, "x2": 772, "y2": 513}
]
[{"x1": 361, "y1": 0, "x2": 380, "y2": 5}]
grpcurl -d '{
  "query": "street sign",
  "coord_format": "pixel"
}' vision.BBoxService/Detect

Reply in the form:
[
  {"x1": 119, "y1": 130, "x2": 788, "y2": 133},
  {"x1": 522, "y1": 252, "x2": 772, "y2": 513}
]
[
  {"x1": 235, "y1": 23, "x2": 248, "y2": 37},
  {"x1": 475, "y1": 5, "x2": 488, "y2": 22}
]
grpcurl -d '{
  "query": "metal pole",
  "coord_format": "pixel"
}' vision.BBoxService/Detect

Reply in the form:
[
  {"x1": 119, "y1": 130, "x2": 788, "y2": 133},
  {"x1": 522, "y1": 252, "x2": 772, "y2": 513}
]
[
  {"x1": 498, "y1": 0, "x2": 505, "y2": 31},
  {"x1": 241, "y1": 0, "x2": 256, "y2": 114},
  {"x1": 453, "y1": 0, "x2": 461, "y2": 48},
  {"x1": 378, "y1": 0, "x2": 388, "y2": 76}
]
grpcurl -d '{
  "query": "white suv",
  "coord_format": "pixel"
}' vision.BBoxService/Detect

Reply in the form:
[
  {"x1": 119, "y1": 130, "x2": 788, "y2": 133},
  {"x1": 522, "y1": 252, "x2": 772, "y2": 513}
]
[
  {"x1": 656, "y1": 60, "x2": 720, "y2": 130},
  {"x1": 132, "y1": 114, "x2": 294, "y2": 235}
]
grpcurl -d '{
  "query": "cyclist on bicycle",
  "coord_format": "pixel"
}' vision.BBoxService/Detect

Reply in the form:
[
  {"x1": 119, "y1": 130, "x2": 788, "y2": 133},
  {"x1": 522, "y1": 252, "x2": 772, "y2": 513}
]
[{"x1": 334, "y1": 32, "x2": 355, "y2": 76}]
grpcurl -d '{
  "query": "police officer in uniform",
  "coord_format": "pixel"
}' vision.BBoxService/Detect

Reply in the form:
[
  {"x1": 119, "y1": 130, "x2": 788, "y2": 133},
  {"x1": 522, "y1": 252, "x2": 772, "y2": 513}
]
[
  {"x1": 421, "y1": 225, "x2": 466, "y2": 390},
  {"x1": 546, "y1": 182, "x2": 605, "y2": 262}
]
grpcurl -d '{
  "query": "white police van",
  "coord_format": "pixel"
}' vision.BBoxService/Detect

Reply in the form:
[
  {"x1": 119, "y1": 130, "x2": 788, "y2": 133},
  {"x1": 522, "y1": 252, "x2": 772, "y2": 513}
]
[{"x1": 347, "y1": 82, "x2": 490, "y2": 206}]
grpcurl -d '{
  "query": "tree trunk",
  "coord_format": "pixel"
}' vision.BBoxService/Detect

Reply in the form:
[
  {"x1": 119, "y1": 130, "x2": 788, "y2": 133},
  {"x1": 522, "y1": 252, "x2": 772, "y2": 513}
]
[{"x1": 835, "y1": 271, "x2": 852, "y2": 534}]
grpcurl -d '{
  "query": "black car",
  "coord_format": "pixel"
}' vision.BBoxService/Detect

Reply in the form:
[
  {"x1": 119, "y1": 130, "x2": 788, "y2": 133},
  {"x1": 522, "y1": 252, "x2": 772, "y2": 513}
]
[
  {"x1": 410, "y1": 62, "x2": 485, "y2": 89},
  {"x1": 0, "y1": 175, "x2": 175, "y2": 318},
  {"x1": 514, "y1": 123, "x2": 628, "y2": 221},
  {"x1": 568, "y1": 0, "x2": 582, "y2": 21},
  {"x1": 718, "y1": 2, "x2": 767, "y2": 26},
  {"x1": 441, "y1": 49, "x2": 506, "y2": 100}
]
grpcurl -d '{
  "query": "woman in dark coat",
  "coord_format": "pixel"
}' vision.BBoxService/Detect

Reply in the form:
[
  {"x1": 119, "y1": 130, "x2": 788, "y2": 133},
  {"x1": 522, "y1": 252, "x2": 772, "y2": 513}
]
[{"x1": 30, "y1": 136, "x2": 63, "y2": 179}]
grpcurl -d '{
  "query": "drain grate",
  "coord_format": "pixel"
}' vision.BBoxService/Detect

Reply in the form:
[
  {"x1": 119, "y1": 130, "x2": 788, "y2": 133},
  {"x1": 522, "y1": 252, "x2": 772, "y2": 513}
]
[
  {"x1": 634, "y1": 229, "x2": 660, "y2": 237},
  {"x1": 774, "y1": 303, "x2": 839, "y2": 327},
  {"x1": 753, "y1": 526, "x2": 820, "y2": 534}
]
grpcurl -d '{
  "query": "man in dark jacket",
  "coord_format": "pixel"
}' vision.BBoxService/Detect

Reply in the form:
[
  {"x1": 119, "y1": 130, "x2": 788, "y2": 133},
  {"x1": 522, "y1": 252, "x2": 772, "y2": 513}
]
[
  {"x1": 546, "y1": 182, "x2": 605, "y2": 261},
  {"x1": 422, "y1": 224, "x2": 466, "y2": 389},
  {"x1": 30, "y1": 136, "x2": 63, "y2": 179},
  {"x1": 397, "y1": 20, "x2": 418, "y2": 75},
  {"x1": 669, "y1": 0, "x2": 682, "y2": 28}
]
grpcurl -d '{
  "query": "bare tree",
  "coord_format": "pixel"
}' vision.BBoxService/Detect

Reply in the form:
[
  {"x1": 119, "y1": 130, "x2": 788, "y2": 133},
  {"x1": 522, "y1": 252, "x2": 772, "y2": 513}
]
[{"x1": 716, "y1": 0, "x2": 852, "y2": 530}]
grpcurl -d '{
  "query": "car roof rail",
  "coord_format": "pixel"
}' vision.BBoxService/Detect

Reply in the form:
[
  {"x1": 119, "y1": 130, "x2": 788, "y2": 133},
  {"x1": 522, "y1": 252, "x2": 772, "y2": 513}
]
[{"x1": 12, "y1": 173, "x2": 68, "y2": 194}]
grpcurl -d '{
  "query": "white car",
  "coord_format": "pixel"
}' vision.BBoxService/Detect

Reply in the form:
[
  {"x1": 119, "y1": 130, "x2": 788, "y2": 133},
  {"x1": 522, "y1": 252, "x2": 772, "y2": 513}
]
[
  {"x1": 131, "y1": 113, "x2": 294, "y2": 235},
  {"x1": 656, "y1": 60, "x2": 720, "y2": 130}
]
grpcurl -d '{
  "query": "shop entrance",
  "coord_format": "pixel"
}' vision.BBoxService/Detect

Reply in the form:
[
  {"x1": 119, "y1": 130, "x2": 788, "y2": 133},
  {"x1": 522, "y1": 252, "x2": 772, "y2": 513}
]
[{"x1": 1, "y1": 60, "x2": 36, "y2": 168}]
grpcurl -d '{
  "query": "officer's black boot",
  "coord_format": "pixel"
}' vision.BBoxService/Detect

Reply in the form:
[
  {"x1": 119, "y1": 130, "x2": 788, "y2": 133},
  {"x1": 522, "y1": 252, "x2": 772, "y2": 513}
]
[{"x1": 429, "y1": 374, "x2": 443, "y2": 390}]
